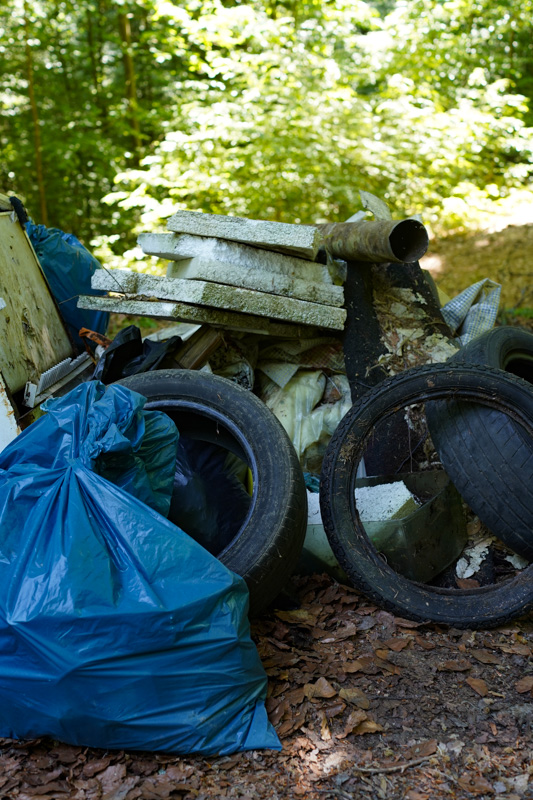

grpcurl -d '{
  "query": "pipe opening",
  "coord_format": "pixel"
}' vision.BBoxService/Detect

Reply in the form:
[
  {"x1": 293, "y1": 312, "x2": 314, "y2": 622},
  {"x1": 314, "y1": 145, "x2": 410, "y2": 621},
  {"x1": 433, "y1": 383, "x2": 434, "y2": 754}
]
[{"x1": 389, "y1": 219, "x2": 429, "y2": 262}]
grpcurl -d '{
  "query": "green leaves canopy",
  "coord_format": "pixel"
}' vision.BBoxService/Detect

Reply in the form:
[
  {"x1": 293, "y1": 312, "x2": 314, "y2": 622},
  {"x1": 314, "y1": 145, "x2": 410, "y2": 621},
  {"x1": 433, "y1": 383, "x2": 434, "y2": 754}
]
[{"x1": 1, "y1": 0, "x2": 532, "y2": 256}]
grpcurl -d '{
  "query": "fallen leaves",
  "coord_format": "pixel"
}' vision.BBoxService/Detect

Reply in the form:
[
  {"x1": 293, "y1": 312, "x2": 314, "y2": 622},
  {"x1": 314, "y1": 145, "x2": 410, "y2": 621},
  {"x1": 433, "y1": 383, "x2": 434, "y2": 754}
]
[
  {"x1": 439, "y1": 659, "x2": 473, "y2": 672},
  {"x1": 515, "y1": 675, "x2": 533, "y2": 694},
  {"x1": 337, "y1": 709, "x2": 383, "y2": 739},
  {"x1": 404, "y1": 740, "x2": 438, "y2": 759},
  {"x1": 3, "y1": 572, "x2": 533, "y2": 800},
  {"x1": 338, "y1": 687, "x2": 370, "y2": 709},
  {"x1": 469, "y1": 649, "x2": 502, "y2": 665},
  {"x1": 304, "y1": 678, "x2": 336, "y2": 699},
  {"x1": 457, "y1": 773, "x2": 494, "y2": 795},
  {"x1": 275, "y1": 609, "x2": 317, "y2": 625},
  {"x1": 466, "y1": 677, "x2": 489, "y2": 697}
]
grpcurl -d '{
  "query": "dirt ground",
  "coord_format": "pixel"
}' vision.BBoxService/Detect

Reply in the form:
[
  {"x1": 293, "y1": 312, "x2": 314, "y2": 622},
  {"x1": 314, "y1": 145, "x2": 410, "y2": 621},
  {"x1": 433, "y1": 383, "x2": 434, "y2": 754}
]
[
  {"x1": 2, "y1": 222, "x2": 532, "y2": 800},
  {"x1": 2, "y1": 572, "x2": 533, "y2": 800}
]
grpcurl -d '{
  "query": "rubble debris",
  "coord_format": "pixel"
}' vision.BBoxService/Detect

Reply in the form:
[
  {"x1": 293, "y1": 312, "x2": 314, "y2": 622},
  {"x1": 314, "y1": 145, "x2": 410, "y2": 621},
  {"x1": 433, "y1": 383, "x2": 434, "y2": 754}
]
[
  {"x1": 166, "y1": 210, "x2": 322, "y2": 259},
  {"x1": 90, "y1": 269, "x2": 347, "y2": 330},
  {"x1": 78, "y1": 296, "x2": 321, "y2": 338},
  {"x1": 138, "y1": 232, "x2": 333, "y2": 284},
  {"x1": 456, "y1": 538, "x2": 494, "y2": 580},
  {"x1": 355, "y1": 480, "x2": 418, "y2": 521},
  {"x1": 165, "y1": 257, "x2": 344, "y2": 306}
]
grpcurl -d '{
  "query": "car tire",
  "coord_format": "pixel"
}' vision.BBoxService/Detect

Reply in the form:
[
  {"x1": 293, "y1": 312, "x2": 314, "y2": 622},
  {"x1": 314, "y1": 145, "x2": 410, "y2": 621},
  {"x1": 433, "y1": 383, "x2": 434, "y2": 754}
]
[
  {"x1": 426, "y1": 327, "x2": 533, "y2": 559},
  {"x1": 320, "y1": 363, "x2": 533, "y2": 629},
  {"x1": 116, "y1": 370, "x2": 307, "y2": 615}
]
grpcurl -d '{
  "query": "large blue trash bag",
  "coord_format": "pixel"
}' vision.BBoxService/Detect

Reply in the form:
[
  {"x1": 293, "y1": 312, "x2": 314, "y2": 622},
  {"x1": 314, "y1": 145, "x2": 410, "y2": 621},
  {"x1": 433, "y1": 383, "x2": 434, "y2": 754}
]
[
  {"x1": 0, "y1": 382, "x2": 280, "y2": 755},
  {"x1": 26, "y1": 221, "x2": 109, "y2": 350}
]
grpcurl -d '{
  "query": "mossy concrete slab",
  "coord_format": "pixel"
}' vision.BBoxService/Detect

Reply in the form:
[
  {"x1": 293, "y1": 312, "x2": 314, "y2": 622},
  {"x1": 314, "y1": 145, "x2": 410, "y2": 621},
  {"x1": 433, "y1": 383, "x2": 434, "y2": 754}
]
[
  {"x1": 138, "y1": 232, "x2": 332, "y2": 284},
  {"x1": 165, "y1": 258, "x2": 344, "y2": 307},
  {"x1": 78, "y1": 295, "x2": 321, "y2": 338},
  {"x1": 165, "y1": 211, "x2": 323, "y2": 260},
  {"x1": 91, "y1": 269, "x2": 346, "y2": 330}
]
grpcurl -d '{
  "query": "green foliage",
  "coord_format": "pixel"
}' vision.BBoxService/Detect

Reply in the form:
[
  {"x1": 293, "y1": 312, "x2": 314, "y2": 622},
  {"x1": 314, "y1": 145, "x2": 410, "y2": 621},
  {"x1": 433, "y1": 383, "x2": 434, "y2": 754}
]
[{"x1": 1, "y1": 0, "x2": 532, "y2": 259}]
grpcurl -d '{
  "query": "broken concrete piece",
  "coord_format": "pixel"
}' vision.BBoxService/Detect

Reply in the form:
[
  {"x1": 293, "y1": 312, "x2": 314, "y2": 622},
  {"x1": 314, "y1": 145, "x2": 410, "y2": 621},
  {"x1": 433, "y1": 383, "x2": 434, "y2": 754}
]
[
  {"x1": 166, "y1": 211, "x2": 323, "y2": 260},
  {"x1": 138, "y1": 232, "x2": 332, "y2": 284},
  {"x1": 90, "y1": 269, "x2": 347, "y2": 330},
  {"x1": 77, "y1": 295, "x2": 320, "y2": 338},
  {"x1": 164, "y1": 258, "x2": 344, "y2": 307},
  {"x1": 355, "y1": 481, "x2": 418, "y2": 521}
]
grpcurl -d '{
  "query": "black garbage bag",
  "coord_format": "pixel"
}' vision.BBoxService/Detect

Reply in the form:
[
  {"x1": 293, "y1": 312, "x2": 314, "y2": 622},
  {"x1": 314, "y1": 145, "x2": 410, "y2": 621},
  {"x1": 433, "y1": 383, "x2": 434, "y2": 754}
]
[{"x1": 93, "y1": 325, "x2": 182, "y2": 384}]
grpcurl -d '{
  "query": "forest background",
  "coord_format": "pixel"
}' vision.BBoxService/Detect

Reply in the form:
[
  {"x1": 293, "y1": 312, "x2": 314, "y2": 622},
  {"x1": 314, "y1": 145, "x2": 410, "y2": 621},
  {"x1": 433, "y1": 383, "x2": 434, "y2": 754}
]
[{"x1": 2, "y1": 0, "x2": 533, "y2": 285}]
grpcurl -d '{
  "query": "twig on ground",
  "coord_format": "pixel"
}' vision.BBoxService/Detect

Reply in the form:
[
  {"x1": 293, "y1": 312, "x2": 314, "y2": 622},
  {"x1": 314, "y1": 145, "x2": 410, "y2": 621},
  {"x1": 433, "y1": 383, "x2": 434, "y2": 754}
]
[{"x1": 351, "y1": 755, "x2": 432, "y2": 774}]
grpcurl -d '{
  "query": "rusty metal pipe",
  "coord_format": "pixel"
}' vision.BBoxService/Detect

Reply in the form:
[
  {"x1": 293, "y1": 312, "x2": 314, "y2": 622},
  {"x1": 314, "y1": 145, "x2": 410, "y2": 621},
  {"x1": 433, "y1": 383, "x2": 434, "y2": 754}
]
[{"x1": 317, "y1": 218, "x2": 429, "y2": 263}]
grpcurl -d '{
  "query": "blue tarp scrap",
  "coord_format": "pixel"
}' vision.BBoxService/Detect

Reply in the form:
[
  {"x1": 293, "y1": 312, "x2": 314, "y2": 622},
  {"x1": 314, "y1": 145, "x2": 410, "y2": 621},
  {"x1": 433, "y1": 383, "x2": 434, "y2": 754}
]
[{"x1": 0, "y1": 381, "x2": 280, "y2": 755}]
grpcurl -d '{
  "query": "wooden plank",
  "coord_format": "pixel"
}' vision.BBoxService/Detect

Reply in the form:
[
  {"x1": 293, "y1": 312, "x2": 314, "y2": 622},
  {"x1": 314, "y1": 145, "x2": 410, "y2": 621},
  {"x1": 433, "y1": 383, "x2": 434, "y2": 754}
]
[
  {"x1": 173, "y1": 326, "x2": 224, "y2": 369},
  {"x1": 0, "y1": 213, "x2": 73, "y2": 392}
]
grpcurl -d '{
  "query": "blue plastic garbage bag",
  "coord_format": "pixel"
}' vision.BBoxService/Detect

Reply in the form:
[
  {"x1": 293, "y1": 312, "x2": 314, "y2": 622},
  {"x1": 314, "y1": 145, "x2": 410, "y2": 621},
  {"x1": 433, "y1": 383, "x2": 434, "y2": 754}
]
[
  {"x1": 0, "y1": 382, "x2": 280, "y2": 755},
  {"x1": 26, "y1": 221, "x2": 109, "y2": 350}
]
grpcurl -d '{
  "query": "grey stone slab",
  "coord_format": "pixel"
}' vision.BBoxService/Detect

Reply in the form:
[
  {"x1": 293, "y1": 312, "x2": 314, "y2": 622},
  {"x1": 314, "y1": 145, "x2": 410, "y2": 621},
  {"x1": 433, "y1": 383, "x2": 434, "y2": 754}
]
[
  {"x1": 77, "y1": 296, "x2": 320, "y2": 338},
  {"x1": 165, "y1": 258, "x2": 344, "y2": 307},
  {"x1": 165, "y1": 211, "x2": 323, "y2": 259},
  {"x1": 90, "y1": 269, "x2": 346, "y2": 330},
  {"x1": 138, "y1": 232, "x2": 332, "y2": 284}
]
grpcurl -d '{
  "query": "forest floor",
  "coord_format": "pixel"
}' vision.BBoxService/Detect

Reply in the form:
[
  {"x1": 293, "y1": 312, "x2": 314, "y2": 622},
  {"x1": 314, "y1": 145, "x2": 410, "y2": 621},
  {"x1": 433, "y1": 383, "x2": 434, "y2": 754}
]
[
  {"x1": 2, "y1": 220, "x2": 532, "y2": 800},
  {"x1": 2, "y1": 572, "x2": 533, "y2": 800}
]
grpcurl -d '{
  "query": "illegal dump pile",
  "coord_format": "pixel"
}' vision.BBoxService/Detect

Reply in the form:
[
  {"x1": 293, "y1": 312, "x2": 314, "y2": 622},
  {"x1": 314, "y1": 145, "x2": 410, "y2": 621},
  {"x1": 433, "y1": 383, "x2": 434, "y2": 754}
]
[
  {"x1": 0, "y1": 197, "x2": 532, "y2": 763},
  {"x1": 77, "y1": 207, "x2": 533, "y2": 630}
]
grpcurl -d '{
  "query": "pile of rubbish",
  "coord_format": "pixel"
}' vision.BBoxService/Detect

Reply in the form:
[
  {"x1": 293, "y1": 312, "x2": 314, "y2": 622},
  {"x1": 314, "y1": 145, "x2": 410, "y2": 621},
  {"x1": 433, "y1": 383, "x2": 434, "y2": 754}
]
[
  {"x1": 0, "y1": 195, "x2": 532, "y2": 757},
  {"x1": 79, "y1": 207, "x2": 533, "y2": 629}
]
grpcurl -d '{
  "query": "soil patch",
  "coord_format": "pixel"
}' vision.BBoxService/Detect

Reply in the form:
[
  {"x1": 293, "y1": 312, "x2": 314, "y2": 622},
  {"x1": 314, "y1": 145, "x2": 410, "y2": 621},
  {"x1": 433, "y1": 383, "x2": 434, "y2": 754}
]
[{"x1": 2, "y1": 574, "x2": 532, "y2": 800}]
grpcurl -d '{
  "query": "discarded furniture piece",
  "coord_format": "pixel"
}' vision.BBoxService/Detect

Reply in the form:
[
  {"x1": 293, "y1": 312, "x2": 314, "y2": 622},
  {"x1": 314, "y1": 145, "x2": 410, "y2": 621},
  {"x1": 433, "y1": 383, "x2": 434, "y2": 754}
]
[
  {"x1": 0, "y1": 197, "x2": 73, "y2": 394},
  {"x1": 0, "y1": 195, "x2": 76, "y2": 447}
]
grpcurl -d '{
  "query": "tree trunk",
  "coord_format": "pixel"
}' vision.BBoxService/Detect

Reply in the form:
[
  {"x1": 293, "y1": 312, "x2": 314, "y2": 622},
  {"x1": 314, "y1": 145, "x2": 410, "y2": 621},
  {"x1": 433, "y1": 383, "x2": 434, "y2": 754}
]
[
  {"x1": 118, "y1": 11, "x2": 142, "y2": 163},
  {"x1": 23, "y1": 0, "x2": 48, "y2": 225}
]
